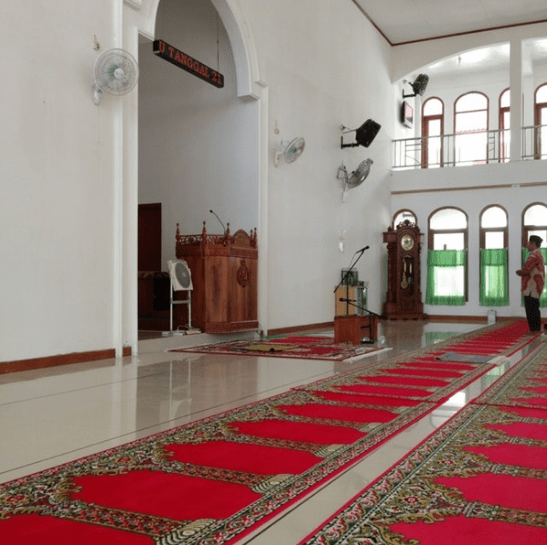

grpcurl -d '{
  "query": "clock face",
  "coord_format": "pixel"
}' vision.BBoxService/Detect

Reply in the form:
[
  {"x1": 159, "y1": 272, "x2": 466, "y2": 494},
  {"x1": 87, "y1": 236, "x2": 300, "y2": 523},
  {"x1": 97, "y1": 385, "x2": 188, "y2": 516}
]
[{"x1": 401, "y1": 234, "x2": 415, "y2": 251}]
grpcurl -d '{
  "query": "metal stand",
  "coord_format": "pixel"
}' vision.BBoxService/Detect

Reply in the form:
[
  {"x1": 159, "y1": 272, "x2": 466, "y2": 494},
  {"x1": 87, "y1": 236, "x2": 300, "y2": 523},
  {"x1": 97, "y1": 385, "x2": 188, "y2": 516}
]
[{"x1": 168, "y1": 276, "x2": 192, "y2": 335}]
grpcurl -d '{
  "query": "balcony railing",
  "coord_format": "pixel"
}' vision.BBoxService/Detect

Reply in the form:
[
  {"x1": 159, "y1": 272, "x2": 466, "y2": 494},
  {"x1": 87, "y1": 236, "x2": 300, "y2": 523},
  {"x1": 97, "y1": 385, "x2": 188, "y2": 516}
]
[{"x1": 393, "y1": 125, "x2": 547, "y2": 170}]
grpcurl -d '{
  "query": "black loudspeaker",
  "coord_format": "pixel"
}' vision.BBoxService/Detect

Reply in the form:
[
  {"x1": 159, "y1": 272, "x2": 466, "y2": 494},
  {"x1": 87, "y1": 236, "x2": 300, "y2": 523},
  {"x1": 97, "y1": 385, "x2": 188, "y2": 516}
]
[{"x1": 355, "y1": 119, "x2": 381, "y2": 147}]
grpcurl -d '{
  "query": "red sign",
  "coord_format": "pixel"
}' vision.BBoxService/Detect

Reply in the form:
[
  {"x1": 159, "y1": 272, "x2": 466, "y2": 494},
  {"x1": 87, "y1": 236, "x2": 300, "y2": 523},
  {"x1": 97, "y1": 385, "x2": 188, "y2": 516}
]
[{"x1": 153, "y1": 39, "x2": 224, "y2": 88}]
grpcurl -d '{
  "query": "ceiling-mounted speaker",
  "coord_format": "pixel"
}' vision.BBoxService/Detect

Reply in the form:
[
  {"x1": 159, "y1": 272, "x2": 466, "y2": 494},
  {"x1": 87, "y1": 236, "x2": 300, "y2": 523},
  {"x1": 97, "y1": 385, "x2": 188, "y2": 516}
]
[{"x1": 355, "y1": 119, "x2": 381, "y2": 148}]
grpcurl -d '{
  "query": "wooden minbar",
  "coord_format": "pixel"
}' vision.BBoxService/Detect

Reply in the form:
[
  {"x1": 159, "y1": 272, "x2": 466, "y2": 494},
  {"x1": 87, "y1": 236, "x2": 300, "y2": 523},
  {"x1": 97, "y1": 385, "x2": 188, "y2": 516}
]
[{"x1": 175, "y1": 222, "x2": 258, "y2": 333}]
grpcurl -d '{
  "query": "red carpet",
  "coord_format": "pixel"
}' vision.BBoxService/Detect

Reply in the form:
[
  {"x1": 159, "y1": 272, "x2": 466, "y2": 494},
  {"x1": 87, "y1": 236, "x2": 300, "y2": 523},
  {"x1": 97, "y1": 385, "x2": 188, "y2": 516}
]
[
  {"x1": 297, "y1": 340, "x2": 547, "y2": 545},
  {"x1": 0, "y1": 320, "x2": 536, "y2": 545}
]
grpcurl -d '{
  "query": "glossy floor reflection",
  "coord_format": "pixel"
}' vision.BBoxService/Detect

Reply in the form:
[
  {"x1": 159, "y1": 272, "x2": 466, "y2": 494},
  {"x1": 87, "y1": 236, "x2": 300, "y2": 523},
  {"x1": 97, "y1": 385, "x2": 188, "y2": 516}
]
[{"x1": 0, "y1": 320, "x2": 538, "y2": 544}]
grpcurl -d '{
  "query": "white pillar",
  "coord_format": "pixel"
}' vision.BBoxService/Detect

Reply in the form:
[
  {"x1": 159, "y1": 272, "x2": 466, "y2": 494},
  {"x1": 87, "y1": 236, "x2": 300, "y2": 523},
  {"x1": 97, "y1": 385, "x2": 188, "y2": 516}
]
[{"x1": 509, "y1": 38, "x2": 522, "y2": 162}]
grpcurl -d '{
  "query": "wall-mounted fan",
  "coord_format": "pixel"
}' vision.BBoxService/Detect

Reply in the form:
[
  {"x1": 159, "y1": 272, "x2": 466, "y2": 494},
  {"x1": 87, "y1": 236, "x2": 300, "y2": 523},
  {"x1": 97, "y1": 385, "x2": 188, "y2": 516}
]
[
  {"x1": 92, "y1": 48, "x2": 139, "y2": 105},
  {"x1": 274, "y1": 137, "x2": 306, "y2": 167},
  {"x1": 337, "y1": 158, "x2": 373, "y2": 202},
  {"x1": 168, "y1": 260, "x2": 193, "y2": 291}
]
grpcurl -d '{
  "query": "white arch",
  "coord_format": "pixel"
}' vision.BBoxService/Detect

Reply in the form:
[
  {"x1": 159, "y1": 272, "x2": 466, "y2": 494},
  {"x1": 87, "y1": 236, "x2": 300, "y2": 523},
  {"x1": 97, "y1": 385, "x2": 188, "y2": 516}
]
[{"x1": 124, "y1": 0, "x2": 261, "y2": 98}]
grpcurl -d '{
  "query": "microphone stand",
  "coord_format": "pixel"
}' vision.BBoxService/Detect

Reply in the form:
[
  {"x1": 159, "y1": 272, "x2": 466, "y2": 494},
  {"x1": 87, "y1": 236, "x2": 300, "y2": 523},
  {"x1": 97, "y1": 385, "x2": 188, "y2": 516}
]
[{"x1": 334, "y1": 248, "x2": 379, "y2": 343}]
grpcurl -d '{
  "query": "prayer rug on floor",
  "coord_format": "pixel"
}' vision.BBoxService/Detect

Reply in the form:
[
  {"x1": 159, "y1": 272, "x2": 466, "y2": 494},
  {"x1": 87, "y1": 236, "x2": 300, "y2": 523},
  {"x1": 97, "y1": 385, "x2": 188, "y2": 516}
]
[
  {"x1": 0, "y1": 320, "x2": 534, "y2": 545},
  {"x1": 297, "y1": 399, "x2": 547, "y2": 544},
  {"x1": 169, "y1": 336, "x2": 384, "y2": 362}
]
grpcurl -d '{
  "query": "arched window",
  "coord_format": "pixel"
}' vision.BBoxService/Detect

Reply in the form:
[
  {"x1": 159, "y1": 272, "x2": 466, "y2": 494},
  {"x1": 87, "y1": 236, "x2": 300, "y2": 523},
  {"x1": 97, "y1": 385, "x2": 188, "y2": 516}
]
[
  {"x1": 428, "y1": 207, "x2": 467, "y2": 250},
  {"x1": 421, "y1": 97, "x2": 444, "y2": 168},
  {"x1": 480, "y1": 205, "x2": 508, "y2": 249},
  {"x1": 426, "y1": 208, "x2": 467, "y2": 306},
  {"x1": 522, "y1": 202, "x2": 547, "y2": 246},
  {"x1": 534, "y1": 84, "x2": 547, "y2": 159},
  {"x1": 499, "y1": 88, "x2": 510, "y2": 163},
  {"x1": 393, "y1": 209, "x2": 416, "y2": 227},
  {"x1": 479, "y1": 205, "x2": 509, "y2": 306},
  {"x1": 522, "y1": 202, "x2": 547, "y2": 307},
  {"x1": 454, "y1": 92, "x2": 489, "y2": 165}
]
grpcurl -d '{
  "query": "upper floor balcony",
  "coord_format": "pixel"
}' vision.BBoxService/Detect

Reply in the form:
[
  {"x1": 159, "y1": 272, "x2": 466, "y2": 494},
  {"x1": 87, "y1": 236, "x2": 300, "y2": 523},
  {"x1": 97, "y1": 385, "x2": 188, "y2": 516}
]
[{"x1": 393, "y1": 125, "x2": 547, "y2": 170}]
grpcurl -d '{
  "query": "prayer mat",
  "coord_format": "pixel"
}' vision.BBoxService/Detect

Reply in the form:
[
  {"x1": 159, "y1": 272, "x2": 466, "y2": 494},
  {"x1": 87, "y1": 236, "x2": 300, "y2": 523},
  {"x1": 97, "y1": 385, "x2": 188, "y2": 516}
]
[
  {"x1": 437, "y1": 351, "x2": 493, "y2": 363},
  {"x1": 169, "y1": 336, "x2": 384, "y2": 362},
  {"x1": 297, "y1": 402, "x2": 547, "y2": 545},
  {"x1": 0, "y1": 320, "x2": 534, "y2": 545}
]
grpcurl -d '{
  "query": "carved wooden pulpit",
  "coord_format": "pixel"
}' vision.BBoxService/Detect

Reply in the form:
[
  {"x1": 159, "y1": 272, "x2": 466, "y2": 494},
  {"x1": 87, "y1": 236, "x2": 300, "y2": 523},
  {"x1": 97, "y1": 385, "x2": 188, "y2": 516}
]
[{"x1": 175, "y1": 222, "x2": 258, "y2": 333}]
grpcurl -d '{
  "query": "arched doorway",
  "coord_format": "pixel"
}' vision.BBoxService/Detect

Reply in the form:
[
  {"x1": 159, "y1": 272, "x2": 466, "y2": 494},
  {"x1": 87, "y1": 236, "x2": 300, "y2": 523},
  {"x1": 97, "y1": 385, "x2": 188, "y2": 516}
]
[{"x1": 120, "y1": 0, "x2": 266, "y2": 354}]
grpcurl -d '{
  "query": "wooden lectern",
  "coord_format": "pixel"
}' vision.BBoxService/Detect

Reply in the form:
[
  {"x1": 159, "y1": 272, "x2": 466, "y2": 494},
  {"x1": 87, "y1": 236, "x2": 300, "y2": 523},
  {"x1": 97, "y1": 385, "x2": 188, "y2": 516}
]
[
  {"x1": 334, "y1": 314, "x2": 378, "y2": 345},
  {"x1": 175, "y1": 222, "x2": 258, "y2": 333},
  {"x1": 334, "y1": 284, "x2": 378, "y2": 345}
]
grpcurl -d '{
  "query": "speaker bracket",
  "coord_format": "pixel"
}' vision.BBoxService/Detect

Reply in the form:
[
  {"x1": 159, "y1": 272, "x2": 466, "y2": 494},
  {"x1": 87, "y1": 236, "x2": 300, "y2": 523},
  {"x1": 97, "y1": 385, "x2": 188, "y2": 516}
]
[{"x1": 341, "y1": 137, "x2": 360, "y2": 149}]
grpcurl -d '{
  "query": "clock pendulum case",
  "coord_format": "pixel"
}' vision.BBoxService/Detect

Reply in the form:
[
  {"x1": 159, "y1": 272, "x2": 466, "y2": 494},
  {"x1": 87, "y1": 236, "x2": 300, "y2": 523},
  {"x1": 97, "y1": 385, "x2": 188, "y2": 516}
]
[{"x1": 382, "y1": 220, "x2": 427, "y2": 320}]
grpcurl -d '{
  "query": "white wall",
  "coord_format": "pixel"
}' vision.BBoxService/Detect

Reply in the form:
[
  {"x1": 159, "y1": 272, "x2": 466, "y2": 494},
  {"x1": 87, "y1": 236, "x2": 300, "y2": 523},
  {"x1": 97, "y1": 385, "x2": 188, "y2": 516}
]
[
  {"x1": 0, "y1": 2, "x2": 118, "y2": 362},
  {"x1": 240, "y1": 0, "x2": 394, "y2": 329},
  {"x1": 391, "y1": 160, "x2": 547, "y2": 319}
]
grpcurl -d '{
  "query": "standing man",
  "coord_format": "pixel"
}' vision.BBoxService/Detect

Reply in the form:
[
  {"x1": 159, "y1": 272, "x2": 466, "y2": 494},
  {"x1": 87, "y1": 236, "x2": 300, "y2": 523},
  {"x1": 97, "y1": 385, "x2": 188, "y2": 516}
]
[{"x1": 516, "y1": 235, "x2": 545, "y2": 332}]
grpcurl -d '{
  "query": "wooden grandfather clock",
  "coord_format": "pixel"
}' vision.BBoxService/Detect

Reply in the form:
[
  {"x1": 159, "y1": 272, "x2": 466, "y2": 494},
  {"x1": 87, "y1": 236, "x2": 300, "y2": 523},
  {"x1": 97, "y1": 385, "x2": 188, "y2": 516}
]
[{"x1": 383, "y1": 220, "x2": 426, "y2": 320}]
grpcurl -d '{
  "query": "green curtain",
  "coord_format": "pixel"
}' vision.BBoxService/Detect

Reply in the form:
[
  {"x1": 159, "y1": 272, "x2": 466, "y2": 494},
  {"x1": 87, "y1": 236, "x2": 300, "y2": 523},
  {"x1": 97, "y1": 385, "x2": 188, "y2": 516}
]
[
  {"x1": 479, "y1": 249, "x2": 509, "y2": 306},
  {"x1": 425, "y1": 250, "x2": 466, "y2": 306},
  {"x1": 521, "y1": 247, "x2": 547, "y2": 308}
]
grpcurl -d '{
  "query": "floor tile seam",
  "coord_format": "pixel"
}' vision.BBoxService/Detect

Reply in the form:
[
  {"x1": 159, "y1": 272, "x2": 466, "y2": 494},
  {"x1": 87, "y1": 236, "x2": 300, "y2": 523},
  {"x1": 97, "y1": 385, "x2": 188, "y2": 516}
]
[
  {"x1": 0, "y1": 368, "x2": 172, "y2": 408},
  {"x1": 0, "y1": 361, "x2": 337, "y2": 410}
]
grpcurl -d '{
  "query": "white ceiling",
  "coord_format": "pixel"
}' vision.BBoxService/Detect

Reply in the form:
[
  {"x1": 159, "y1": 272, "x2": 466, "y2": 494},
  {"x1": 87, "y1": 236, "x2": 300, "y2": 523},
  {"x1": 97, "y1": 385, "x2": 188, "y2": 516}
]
[{"x1": 353, "y1": 0, "x2": 547, "y2": 45}]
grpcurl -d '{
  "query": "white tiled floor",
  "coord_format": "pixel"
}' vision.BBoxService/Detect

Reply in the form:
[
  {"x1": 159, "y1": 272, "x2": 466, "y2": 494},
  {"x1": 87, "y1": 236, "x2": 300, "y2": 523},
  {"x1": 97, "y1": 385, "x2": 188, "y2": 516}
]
[{"x1": 0, "y1": 320, "x2": 539, "y2": 544}]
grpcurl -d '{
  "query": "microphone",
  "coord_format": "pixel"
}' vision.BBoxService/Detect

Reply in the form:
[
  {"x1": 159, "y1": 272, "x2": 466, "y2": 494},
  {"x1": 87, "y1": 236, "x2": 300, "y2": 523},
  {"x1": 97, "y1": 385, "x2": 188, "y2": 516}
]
[
  {"x1": 209, "y1": 209, "x2": 226, "y2": 234},
  {"x1": 356, "y1": 245, "x2": 370, "y2": 253}
]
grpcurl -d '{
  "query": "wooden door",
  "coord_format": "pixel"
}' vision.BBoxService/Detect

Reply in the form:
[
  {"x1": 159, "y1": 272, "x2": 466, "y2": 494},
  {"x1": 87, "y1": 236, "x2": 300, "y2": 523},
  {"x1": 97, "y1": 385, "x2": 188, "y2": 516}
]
[{"x1": 138, "y1": 203, "x2": 162, "y2": 271}]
